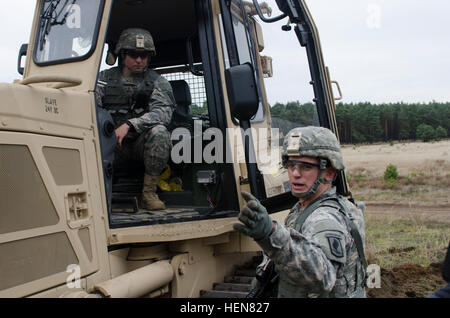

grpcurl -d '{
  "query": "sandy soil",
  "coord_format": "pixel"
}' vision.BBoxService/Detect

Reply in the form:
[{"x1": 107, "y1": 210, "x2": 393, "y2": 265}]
[
  {"x1": 342, "y1": 139, "x2": 450, "y2": 213},
  {"x1": 364, "y1": 201, "x2": 450, "y2": 223},
  {"x1": 341, "y1": 140, "x2": 450, "y2": 177}
]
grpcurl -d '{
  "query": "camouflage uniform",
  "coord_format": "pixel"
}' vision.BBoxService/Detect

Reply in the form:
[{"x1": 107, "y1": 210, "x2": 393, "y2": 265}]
[
  {"x1": 257, "y1": 187, "x2": 366, "y2": 297},
  {"x1": 95, "y1": 67, "x2": 175, "y2": 176},
  {"x1": 95, "y1": 28, "x2": 176, "y2": 211},
  {"x1": 235, "y1": 126, "x2": 366, "y2": 297}
]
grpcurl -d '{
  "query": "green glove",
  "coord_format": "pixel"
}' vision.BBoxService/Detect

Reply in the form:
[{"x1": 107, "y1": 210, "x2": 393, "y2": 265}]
[{"x1": 233, "y1": 191, "x2": 274, "y2": 241}]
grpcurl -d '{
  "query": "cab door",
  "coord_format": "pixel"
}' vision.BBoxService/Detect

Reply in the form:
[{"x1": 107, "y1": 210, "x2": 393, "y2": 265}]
[{"x1": 216, "y1": 0, "x2": 349, "y2": 215}]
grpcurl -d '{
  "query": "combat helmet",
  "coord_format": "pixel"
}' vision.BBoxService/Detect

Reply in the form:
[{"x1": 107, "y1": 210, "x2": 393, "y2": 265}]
[
  {"x1": 282, "y1": 126, "x2": 344, "y2": 198},
  {"x1": 114, "y1": 28, "x2": 156, "y2": 56}
]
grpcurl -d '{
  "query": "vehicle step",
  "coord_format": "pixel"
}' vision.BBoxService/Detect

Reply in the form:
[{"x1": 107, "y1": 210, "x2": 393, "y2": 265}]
[
  {"x1": 224, "y1": 276, "x2": 254, "y2": 284},
  {"x1": 213, "y1": 282, "x2": 253, "y2": 292},
  {"x1": 234, "y1": 268, "x2": 256, "y2": 277},
  {"x1": 200, "y1": 290, "x2": 249, "y2": 298}
]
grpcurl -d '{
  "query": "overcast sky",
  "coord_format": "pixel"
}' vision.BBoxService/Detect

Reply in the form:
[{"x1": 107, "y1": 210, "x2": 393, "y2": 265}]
[{"x1": 1, "y1": 0, "x2": 450, "y2": 106}]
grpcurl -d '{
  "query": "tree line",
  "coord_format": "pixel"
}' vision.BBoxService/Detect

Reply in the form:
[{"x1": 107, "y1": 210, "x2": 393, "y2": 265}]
[{"x1": 269, "y1": 101, "x2": 449, "y2": 144}]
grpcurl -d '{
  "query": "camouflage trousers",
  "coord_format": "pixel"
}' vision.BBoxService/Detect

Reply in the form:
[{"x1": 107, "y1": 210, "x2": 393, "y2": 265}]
[{"x1": 115, "y1": 124, "x2": 171, "y2": 176}]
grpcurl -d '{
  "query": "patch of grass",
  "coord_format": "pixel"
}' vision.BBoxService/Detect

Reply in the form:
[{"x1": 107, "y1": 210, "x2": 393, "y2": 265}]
[
  {"x1": 347, "y1": 159, "x2": 450, "y2": 202},
  {"x1": 365, "y1": 215, "x2": 450, "y2": 270},
  {"x1": 383, "y1": 164, "x2": 399, "y2": 188},
  {"x1": 347, "y1": 167, "x2": 372, "y2": 185}
]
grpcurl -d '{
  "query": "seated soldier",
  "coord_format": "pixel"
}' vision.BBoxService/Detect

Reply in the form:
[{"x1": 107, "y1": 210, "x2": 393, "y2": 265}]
[{"x1": 95, "y1": 28, "x2": 176, "y2": 211}]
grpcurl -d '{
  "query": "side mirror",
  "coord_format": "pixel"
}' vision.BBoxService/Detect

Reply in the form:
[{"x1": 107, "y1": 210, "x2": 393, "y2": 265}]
[
  {"x1": 17, "y1": 43, "x2": 28, "y2": 75},
  {"x1": 225, "y1": 63, "x2": 259, "y2": 121}
]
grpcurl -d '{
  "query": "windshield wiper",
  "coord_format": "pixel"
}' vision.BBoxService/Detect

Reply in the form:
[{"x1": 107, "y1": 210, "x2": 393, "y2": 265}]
[{"x1": 39, "y1": 0, "x2": 77, "y2": 50}]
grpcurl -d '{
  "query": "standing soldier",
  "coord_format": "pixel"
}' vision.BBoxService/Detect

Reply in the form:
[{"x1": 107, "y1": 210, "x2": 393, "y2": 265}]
[
  {"x1": 95, "y1": 28, "x2": 176, "y2": 211},
  {"x1": 234, "y1": 126, "x2": 367, "y2": 297}
]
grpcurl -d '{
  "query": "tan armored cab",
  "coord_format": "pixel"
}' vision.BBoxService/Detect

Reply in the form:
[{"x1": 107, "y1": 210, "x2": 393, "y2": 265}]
[{"x1": 0, "y1": 0, "x2": 344, "y2": 298}]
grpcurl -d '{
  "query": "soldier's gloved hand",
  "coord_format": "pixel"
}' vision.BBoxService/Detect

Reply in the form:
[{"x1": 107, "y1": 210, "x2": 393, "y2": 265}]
[{"x1": 233, "y1": 191, "x2": 274, "y2": 241}]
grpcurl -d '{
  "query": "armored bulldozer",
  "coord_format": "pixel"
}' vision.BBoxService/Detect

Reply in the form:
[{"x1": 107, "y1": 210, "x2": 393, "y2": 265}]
[{"x1": 0, "y1": 0, "x2": 345, "y2": 298}]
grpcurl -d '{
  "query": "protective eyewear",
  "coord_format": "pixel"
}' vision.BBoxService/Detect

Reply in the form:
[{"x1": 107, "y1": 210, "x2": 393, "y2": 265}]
[
  {"x1": 125, "y1": 51, "x2": 150, "y2": 59},
  {"x1": 286, "y1": 160, "x2": 320, "y2": 173}
]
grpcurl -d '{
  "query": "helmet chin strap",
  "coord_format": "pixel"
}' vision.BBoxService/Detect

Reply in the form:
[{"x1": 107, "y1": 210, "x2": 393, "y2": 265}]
[
  {"x1": 291, "y1": 159, "x2": 331, "y2": 199},
  {"x1": 291, "y1": 171, "x2": 322, "y2": 199}
]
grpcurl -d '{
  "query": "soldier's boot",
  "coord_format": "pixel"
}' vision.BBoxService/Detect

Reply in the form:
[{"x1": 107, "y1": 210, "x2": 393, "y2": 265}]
[{"x1": 142, "y1": 174, "x2": 166, "y2": 211}]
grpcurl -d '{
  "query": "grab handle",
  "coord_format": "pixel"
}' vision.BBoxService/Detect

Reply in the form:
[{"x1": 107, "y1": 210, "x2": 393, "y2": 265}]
[{"x1": 20, "y1": 75, "x2": 82, "y2": 89}]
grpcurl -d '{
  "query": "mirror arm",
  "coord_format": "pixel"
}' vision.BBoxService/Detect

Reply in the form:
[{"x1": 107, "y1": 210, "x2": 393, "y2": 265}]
[{"x1": 252, "y1": 0, "x2": 287, "y2": 23}]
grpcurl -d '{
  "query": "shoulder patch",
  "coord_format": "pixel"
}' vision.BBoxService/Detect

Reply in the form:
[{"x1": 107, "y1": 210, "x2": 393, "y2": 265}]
[
  {"x1": 312, "y1": 229, "x2": 347, "y2": 263},
  {"x1": 326, "y1": 234, "x2": 344, "y2": 258}
]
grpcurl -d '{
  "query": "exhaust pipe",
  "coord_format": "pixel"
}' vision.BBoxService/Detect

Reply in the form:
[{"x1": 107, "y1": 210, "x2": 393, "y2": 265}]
[{"x1": 94, "y1": 260, "x2": 174, "y2": 298}]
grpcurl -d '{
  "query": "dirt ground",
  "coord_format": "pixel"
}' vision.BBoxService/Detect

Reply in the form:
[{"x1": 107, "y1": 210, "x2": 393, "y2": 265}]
[
  {"x1": 364, "y1": 202, "x2": 448, "y2": 298},
  {"x1": 342, "y1": 139, "x2": 450, "y2": 222},
  {"x1": 341, "y1": 140, "x2": 450, "y2": 178},
  {"x1": 366, "y1": 262, "x2": 445, "y2": 298},
  {"x1": 365, "y1": 201, "x2": 450, "y2": 224},
  {"x1": 342, "y1": 140, "x2": 450, "y2": 298}
]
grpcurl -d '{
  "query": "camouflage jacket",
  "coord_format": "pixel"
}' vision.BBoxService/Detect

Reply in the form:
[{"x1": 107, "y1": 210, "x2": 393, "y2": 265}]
[
  {"x1": 257, "y1": 187, "x2": 366, "y2": 298},
  {"x1": 95, "y1": 67, "x2": 176, "y2": 134}
]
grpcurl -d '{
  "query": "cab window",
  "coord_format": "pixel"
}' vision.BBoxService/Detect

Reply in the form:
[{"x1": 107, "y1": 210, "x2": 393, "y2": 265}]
[
  {"x1": 34, "y1": 0, "x2": 103, "y2": 65},
  {"x1": 219, "y1": 0, "x2": 265, "y2": 122}
]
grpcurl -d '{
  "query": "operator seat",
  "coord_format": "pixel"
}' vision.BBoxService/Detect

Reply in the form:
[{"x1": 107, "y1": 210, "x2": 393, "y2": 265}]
[{"x1": 168, "y1": 80, "x2": 193, "y2": 131}]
